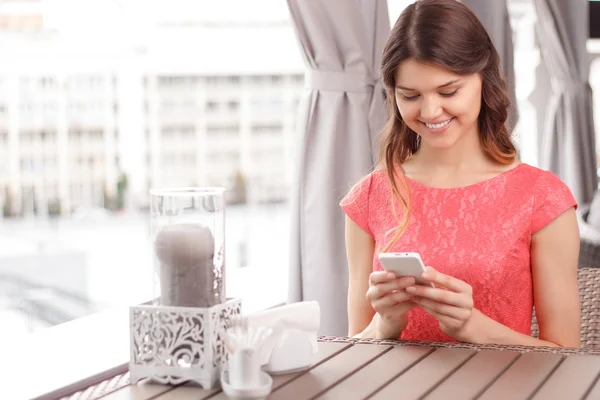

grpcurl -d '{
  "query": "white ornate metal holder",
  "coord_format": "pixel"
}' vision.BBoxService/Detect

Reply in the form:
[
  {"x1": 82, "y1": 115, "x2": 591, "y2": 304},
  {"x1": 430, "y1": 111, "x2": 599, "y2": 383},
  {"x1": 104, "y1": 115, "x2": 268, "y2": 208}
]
[{"x1": 129, "y1": 298, "x2": 242, "y2": 388}]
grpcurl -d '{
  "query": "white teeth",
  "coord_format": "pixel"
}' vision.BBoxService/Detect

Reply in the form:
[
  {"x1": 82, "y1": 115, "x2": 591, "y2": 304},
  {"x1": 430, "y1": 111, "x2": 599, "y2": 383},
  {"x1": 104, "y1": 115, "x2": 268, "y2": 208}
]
[{"x1": 425, "y1": 119, "x2": 452, "y2": 129}]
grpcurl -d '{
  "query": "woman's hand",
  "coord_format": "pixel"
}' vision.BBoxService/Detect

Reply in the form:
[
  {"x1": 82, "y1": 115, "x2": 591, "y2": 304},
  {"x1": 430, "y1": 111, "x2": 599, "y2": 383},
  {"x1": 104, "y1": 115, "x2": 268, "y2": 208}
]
[
  {"x1": 406, "y1": 267, "x2": 476, "y2": 341},
  {"x1": 366, "y1": 271, "x2": 418, "y2": 339}
]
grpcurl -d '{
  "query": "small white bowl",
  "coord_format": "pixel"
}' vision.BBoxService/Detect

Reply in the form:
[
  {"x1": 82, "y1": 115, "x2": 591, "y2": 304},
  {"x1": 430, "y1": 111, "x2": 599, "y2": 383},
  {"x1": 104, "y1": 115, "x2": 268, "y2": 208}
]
[{"x1": 220, "y1": 369, "x2": 273, "y2": 400}]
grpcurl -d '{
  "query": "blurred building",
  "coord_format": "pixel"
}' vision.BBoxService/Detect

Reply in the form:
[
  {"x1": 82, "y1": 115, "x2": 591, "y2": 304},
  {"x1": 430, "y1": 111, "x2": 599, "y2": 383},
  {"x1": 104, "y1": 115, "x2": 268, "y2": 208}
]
[{"x1": 0, "y1": 0, "x2": 304, "y2": 216}]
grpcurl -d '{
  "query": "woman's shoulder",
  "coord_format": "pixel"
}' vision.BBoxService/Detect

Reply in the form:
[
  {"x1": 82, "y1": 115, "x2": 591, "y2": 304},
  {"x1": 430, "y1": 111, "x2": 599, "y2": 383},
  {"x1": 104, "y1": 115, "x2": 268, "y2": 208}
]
[
  {"x1": 510, "y1": 162, "x2": 550, "y2": 178},
  {"x1": 349, "y1": 167, "x2": 389, "y2": 191},
  {"x1": 533, "y1": 178, "x2": 577, "y2": 234},
  {"x1": 370, "y1": 167, "x2": 390, "y2": 183},
  {"x1": 507, "y1": 163, "x2": 572, "y2": 193},
  {"x1": 339, "y1": 168, "x2": 390, "y2": 208},
  {"x1": 339, "y1": 168, "x2": 391, "y2": 235},
  {"x1": 506, "y1": 163, "x2": 577, "y2": 232}
]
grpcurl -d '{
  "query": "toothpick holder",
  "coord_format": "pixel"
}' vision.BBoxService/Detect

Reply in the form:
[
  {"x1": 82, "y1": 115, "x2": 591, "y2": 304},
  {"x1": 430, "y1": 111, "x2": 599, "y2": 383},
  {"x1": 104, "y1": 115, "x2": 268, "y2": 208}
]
[{"x1": 129, "y1": 298, "x2": 242, "y2": 388}]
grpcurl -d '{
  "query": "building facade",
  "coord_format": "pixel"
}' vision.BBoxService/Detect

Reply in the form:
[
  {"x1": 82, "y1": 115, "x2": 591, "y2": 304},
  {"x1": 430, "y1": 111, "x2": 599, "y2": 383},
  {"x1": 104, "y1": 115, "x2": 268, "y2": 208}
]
[{"x1": 0, "y1": 0, "x2": 305, "y2": 216}]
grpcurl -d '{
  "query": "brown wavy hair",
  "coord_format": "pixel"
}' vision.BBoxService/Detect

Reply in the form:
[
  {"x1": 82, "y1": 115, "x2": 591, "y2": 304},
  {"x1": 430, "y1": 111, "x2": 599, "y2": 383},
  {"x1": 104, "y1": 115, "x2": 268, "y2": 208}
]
[{"x1": 379, "y1": 0, "x2": 516, "y2": 251}]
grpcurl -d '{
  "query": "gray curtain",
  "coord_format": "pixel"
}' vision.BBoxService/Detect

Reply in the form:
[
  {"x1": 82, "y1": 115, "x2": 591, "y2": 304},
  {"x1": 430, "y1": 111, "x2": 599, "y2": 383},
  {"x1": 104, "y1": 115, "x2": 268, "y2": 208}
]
[
  {"x1": 461, "y1": 0, "x2": 519, "y2": 132},
  {"x1": 287, "y1": 0, "x2": 389, "y2": 336},
  {"x1": 533, "y1": 0, "x2": 598, "y2": 204}
]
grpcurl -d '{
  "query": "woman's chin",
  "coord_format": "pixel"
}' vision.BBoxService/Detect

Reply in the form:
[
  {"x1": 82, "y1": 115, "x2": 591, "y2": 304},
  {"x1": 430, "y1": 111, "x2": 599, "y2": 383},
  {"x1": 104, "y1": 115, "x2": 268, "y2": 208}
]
[{"x1": 420, "y1": 135, "x2": 459, "y2": 150}]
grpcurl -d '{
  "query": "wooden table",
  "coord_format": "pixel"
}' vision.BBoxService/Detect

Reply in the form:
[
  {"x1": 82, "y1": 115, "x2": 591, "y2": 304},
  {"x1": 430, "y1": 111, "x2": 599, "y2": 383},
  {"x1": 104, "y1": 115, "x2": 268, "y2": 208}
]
[{"x1": 64, "y1": 337, "x2": 600, "y2": 400}]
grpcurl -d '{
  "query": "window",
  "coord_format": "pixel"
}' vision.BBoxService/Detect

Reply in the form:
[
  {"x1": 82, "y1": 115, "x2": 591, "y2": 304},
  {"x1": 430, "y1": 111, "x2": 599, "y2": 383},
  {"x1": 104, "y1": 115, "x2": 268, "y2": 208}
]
[
  {"x1": 228, "y1": 100, "x2": 240, "y2": 111},
  {"x1": 206, "y1": 124, "x2": 240, "y2": 137},
  {"x1": 205, "y1": 100, "x2": 219, "y2": 112},
  {"x1": 206, "y1": 76, "x2": 219, "y2": 86},
  {"x1": 3, "y1": 1, "x2": 301, "y2": 395},
  {"x1": 252, "y1": 122, "x2": 283, "y2": 136}
]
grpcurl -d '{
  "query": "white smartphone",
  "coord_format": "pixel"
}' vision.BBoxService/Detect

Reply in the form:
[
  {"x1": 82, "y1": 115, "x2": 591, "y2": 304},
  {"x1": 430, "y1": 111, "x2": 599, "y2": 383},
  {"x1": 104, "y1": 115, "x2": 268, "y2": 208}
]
[{"x1": 378, "y1": 252, "x2": 433, "y2": 287}]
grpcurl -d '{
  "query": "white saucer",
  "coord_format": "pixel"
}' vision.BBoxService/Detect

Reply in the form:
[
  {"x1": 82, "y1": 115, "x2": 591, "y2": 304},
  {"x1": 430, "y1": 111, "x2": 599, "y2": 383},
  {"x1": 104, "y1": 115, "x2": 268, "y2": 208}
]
[
  {"x1": 220, "y1": 369, "x2": 273, "y2": 400},
  {"x1": 263, "y1": 364, "x2": 310, "y2": 376}
]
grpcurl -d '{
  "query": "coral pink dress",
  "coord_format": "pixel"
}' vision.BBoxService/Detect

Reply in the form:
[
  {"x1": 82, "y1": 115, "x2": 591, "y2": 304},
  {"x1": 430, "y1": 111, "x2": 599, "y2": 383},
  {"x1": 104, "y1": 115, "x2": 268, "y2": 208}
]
[{"x1": 340, "y1": 164, "x2": 577, "y2": 342}]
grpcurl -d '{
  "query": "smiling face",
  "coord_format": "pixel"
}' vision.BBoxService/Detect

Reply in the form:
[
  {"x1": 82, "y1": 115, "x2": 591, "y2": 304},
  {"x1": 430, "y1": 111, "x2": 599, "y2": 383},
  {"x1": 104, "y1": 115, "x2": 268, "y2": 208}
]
[{"x1": 394, "y1": 59, "x2": 483, "y2": 151}]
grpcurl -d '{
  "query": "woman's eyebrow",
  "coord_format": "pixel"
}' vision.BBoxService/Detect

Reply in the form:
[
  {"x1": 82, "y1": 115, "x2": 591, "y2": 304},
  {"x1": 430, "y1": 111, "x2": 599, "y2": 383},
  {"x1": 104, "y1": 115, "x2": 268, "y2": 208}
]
[{"x1": 395, "y1": 79, "x2": 461, "y2": 91}]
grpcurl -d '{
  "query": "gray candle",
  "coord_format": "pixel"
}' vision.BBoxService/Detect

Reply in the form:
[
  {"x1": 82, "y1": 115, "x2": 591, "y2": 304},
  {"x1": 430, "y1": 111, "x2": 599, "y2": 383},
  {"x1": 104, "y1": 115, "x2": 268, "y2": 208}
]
[{"x1": 154, "y1": 223, "x2": 223, "y2": 308}]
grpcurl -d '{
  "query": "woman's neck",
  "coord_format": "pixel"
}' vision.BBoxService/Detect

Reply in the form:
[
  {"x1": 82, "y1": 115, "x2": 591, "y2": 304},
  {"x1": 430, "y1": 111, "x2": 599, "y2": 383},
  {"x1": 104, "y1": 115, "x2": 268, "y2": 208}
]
[{"x1": 409, "y1": 133, "x2": 491, "y2": 174}]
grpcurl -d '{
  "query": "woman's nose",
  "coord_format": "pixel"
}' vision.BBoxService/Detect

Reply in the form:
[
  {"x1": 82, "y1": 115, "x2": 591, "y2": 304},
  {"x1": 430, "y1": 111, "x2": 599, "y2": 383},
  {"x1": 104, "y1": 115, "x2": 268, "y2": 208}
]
[{"x1": 420, "y1": 97, "x2": 443, "y2": 121}]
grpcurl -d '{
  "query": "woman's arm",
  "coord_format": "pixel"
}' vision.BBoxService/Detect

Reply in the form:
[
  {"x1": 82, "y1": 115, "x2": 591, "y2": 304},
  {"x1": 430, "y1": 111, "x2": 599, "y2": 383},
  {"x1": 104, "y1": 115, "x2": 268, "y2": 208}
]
[
  {"x1": 345, "y1": 216, "x2": 377, "y2": 337},
  {"x1": 346, "y1": 216, "x2": 419, "y2": 339},
  {"x1": 527, "y1": 207, "x2": 580, "y2": 346},
  {"x1": 466, "y1": 207, "x2": 581, "y2": 347}
]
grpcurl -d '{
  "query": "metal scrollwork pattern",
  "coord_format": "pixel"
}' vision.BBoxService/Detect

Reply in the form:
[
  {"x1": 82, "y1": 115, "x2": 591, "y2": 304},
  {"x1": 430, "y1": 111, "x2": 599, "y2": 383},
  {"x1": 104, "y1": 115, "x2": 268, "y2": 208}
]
[{"x1": 129, "y1": 299, "x2": 241, "y2": 389}]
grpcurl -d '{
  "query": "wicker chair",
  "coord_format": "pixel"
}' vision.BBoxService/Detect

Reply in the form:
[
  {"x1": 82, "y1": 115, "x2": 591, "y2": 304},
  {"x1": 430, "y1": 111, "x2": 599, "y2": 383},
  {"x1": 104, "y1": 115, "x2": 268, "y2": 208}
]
[
  {"x1": 578, "y1": 204, "x2": 600, "y2": 269},
  {"x1": 531, "y1": 267, "x2": 600, "y2": 348}
]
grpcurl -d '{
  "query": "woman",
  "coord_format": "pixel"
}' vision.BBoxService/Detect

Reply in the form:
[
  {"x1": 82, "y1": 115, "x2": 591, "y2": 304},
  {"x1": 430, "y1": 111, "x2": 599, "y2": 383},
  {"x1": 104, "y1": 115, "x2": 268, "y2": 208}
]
[{"x1": 340, "y1": 0, "x2": 581, "y2": 347}]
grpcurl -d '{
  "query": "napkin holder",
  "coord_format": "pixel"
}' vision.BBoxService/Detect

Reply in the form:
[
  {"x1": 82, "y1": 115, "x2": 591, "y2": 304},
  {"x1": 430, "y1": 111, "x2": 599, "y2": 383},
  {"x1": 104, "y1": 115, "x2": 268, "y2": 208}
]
[
  {"x1": 243, "y1": 301, "x2": 320, "y2": 375},
  {"x1": 264, "y1": 328, "x2": 315, "y2": 375}
]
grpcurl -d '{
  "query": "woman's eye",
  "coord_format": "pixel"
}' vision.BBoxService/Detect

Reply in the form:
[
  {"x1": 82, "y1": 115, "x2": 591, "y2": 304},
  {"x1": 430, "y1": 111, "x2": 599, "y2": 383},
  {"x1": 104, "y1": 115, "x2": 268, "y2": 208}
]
[
  {"x1": 440, "y1": 91, "x2": 458, "y2": 98},
  {"x1": 402, "y1": 94, "x2": 419, "y2": 101}
]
